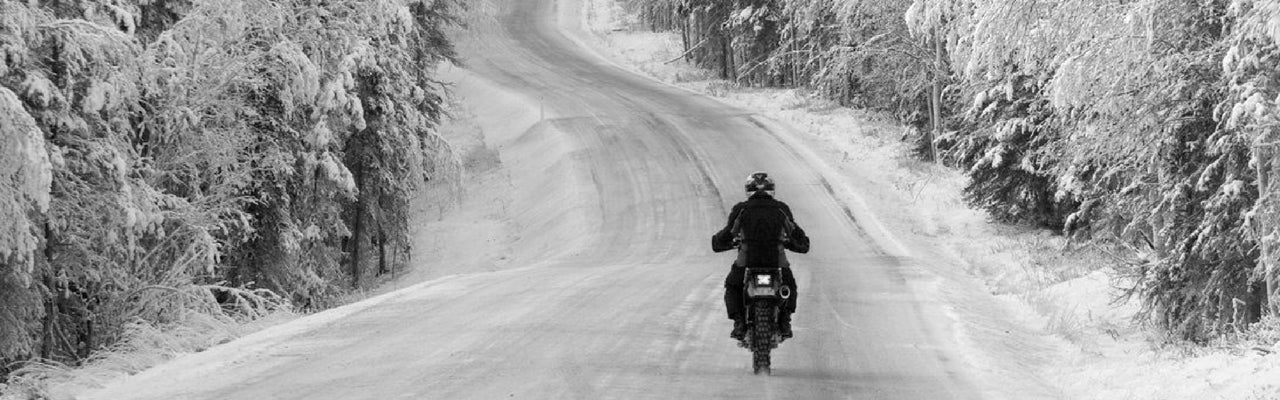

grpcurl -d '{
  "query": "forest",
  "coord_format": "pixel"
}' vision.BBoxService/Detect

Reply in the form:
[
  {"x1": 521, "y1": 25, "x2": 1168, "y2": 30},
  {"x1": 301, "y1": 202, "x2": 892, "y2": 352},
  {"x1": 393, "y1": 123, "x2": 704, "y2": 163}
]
[
  {"x1": 624, "y1": 0, "x2": 1280, "y2": 341},
  {"x1": 3, "y1": 0, "x2": 1279, "y2": 387},
  {"x1": 0, "y1": 0, "x2": 461, "y2": 376}
]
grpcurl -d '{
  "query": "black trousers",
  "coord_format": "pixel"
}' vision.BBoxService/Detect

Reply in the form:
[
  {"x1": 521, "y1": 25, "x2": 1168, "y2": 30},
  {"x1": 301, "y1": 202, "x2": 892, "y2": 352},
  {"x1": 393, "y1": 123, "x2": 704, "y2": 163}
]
[{"x1": 723, "y1": 265, "x2": 797, "y2": 320}]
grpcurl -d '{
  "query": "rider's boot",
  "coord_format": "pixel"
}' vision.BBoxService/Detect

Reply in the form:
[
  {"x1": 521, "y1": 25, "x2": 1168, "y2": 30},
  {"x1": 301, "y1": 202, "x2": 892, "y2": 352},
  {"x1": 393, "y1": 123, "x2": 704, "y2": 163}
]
[
  {"x1": 730, "y1": 318, "x2": 747, "y2": 340},
  {"x1": 778, "y1": 312, "x2": 793, "y2": 339}
]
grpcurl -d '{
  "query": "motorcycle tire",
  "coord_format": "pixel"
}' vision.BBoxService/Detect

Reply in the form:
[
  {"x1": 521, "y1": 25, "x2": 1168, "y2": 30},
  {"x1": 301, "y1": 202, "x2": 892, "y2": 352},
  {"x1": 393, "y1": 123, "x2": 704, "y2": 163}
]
[{"x1": 751, "y1": 305, "x2": 774, "y2": 375}]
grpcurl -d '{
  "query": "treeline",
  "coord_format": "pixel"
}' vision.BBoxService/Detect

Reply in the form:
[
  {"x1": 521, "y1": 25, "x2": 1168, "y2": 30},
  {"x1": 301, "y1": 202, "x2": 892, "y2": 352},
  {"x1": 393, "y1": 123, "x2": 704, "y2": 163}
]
[
  {"x1": 0, "y1": 0, "x2": 460, "y2": 372},
  {"x1": 626, "y1": 0, "x2": 1280, "y2": 341}
]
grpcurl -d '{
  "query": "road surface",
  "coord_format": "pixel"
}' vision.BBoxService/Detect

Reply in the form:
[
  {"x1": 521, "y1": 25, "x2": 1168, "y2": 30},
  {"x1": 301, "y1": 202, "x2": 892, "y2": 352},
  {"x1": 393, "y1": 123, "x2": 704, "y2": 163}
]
[{"x1": 84, "y1": 0, "x2": 990, "y2": 398}]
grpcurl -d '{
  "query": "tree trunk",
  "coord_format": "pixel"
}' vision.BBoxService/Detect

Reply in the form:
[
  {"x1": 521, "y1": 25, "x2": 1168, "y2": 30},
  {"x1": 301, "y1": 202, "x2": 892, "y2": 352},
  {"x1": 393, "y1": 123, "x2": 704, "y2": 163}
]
[
  {"x1": 1151, "y1": 153, "x2": 1169, "y2": 259},
  {"x1": 377, "y1": 228, "x2": 387, "y2": 276},
  {"x1": 1256, "y1": 144, "x2": 1279, "y2": 316},
  {"x1": 719, "y1": 35, "x2": 730, "y2": 79},
  {"x1": 648, "y1": 3, "x2": 655, "y2": 31},
  {"x1": 1271, "y1": 150, "x2": 1280, "y2": 317},
  {"x1": 39, "y1": 225, "x2": 55, "y2": 359},
  {"x1": 840, "y1": 73, "x2": 849, "y2": 106},
  {"x1": 40, "y1": 275, "x2": 55, "y2": 359},
  {"x1": 681, "y1": 14, "x2": 689, "y2": 58},
  {"x1": 928, "y1": 29, "x2": 943, "y2": 163},
  {"x1": 349, "y1": 163, "x2": 364, "y2": 288},
  {"x1": 790, "y1": 19, "x2": 799, "y2": 87},
  {"x1": 83, "y1": 317, "x2": 93, "y2": 359},
  {"x1": 696, "y1": 10, "x2": 706, "y2": 63}
]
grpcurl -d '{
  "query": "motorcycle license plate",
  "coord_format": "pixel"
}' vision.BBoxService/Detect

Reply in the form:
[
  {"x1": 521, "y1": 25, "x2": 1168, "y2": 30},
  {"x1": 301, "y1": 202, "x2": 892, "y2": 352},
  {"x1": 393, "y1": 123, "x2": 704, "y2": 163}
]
[{"x1": 754, "y1": 275, "x2": 771, "y2": 285}]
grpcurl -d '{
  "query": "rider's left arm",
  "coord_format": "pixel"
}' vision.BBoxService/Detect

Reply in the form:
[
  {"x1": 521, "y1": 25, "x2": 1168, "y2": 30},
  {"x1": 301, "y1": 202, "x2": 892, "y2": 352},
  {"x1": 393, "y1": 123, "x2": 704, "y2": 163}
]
[{"x1": 711, "y1": 203, "x2": 744, "y2": 252}]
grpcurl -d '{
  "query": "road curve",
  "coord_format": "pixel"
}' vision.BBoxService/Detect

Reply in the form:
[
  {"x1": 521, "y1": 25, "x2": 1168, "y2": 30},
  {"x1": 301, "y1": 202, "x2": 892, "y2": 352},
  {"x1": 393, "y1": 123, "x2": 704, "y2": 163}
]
[{"x1": 84, "y1": 0, "x2": 989, "y2": 398}]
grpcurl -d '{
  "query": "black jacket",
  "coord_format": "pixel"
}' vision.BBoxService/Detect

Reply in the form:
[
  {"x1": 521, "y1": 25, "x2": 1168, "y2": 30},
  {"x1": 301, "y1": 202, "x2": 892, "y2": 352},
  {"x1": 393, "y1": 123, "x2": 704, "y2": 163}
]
[{"x1": 711, "y1": 192, "x2": 810, "y2": 264}]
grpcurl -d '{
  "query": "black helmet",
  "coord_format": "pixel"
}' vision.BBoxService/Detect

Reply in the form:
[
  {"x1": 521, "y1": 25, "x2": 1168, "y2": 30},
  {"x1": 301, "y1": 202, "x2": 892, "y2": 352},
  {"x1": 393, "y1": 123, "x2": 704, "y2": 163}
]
[{"x1": 744, "y1": 171, "x2": 774, "y2": 195}]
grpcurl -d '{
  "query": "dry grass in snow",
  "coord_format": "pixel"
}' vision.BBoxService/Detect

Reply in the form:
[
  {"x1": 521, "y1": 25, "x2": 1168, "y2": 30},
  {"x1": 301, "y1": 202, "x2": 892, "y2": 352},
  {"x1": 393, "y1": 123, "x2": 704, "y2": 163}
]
[{"x1": 2, "y1": 289, "x2": 295, "y2": 400}]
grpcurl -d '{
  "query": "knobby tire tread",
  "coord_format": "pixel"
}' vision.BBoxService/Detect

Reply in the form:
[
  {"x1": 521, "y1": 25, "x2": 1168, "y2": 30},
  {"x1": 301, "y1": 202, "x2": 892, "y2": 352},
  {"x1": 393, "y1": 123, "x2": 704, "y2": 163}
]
[{"x1": 751, "y1": 305, "x2": 773, "y2": 375}]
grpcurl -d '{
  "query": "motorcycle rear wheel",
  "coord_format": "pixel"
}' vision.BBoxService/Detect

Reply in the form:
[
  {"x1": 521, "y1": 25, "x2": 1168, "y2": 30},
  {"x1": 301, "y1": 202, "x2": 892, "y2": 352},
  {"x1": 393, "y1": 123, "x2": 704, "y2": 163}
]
[{"x1": 750, "y1": 305, "x2": 774, "y2": 375}]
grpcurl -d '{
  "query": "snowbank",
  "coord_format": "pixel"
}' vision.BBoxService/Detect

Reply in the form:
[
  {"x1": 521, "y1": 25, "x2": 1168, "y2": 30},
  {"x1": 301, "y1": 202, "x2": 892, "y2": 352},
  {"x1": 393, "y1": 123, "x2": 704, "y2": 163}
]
[{"x1": 396, "y1": 63, "x2": 604, "y2": 285}]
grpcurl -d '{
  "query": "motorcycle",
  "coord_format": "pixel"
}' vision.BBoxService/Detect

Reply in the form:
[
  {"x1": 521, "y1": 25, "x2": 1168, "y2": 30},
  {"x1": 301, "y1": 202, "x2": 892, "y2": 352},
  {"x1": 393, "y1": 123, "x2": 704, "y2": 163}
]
[{"x1": 739, "y1": 266, "x2": 792, "y2": 375}]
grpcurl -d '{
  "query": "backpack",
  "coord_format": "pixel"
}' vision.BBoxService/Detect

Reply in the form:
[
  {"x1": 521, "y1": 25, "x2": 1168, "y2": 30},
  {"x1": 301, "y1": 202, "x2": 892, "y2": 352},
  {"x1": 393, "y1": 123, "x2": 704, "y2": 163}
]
[{"x1": 731, "y1": 202, "x2": 794, "y2": 265}]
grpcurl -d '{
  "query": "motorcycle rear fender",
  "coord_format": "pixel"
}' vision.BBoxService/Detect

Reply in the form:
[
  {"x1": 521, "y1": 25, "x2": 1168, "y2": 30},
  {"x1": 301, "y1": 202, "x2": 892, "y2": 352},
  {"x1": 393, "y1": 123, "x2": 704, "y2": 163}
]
[{"x1": 744, "y1": 268, "x2": 783, "y2": 299}]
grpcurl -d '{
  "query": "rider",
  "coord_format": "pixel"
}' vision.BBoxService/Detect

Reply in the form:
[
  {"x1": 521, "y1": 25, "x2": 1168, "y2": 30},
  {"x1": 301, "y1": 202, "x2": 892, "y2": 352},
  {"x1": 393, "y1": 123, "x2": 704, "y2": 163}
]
[{"x1": 711, "y1": 171, "x2": 809, "y2": 340}]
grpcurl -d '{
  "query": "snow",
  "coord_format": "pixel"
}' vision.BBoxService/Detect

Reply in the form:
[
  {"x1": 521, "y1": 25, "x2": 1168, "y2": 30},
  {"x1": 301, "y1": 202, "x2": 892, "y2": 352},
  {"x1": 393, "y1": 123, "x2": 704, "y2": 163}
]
[
  {"x1": 64, "y1": 275, "x2": 476, "y2": 400},
  {"x1": 576, "y1": 1, "x2": 1280, "y2": 399},
  {"x1": 0, "y1": 86, "x2": 52, "y2": 267},
  {"x1": 30, "y1": 0, "x2": 1280, "y2": 398},
  {"x1": 397, "y1": 65, "x2": 544, "y2": 284},
  {"x1": 81, "y1": 80, "x2": 107, "y2": 114},
  {"x1": 318, "y1": 152, "x2": 356, "y2": 195},
  {"x1": 373, "y1": 61, "x2": 601, "y2": 289},
  {"x1": 20, "y1": 73, "x2": 57, "y2": 109}
]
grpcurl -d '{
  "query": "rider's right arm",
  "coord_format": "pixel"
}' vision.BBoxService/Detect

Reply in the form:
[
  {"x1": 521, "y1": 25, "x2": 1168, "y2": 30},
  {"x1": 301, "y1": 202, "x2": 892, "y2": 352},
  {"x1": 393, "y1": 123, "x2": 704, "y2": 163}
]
[
  {"x1": 778, "y1": 201, "x2": 810, "y2": 254},
  {"x1": 785, "y1": 226, "x2": 810, "y2": 254}
]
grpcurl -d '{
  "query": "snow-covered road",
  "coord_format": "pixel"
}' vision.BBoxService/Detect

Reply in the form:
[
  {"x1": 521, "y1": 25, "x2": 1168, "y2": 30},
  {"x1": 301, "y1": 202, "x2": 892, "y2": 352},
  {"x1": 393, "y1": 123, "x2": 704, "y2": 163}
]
[{"x1": 81, "y1": 0, "x2": 1001, "y2": 398}]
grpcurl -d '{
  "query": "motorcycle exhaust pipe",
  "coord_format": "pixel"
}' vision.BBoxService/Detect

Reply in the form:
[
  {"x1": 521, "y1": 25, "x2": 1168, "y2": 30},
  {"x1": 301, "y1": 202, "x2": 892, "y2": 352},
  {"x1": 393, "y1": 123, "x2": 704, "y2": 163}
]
[{"x1": 780, "y1": 285, "x2": 792, "y2": 300}]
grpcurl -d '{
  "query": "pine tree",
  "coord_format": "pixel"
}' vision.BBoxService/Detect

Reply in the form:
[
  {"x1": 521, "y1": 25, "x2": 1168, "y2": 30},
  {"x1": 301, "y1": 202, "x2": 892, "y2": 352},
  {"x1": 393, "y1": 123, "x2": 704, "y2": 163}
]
[{"x1": 943, "y1": 74, "x2": 1077, "y2": 229}]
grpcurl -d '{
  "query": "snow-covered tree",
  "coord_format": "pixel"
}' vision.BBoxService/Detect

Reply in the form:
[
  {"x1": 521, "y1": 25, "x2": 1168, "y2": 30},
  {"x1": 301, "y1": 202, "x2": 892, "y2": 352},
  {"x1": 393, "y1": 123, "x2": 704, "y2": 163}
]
[
  {"x1": 337, "y1": 0, "x2": 460, "y2": 289},
  {"x1": 912, "y1": 0, "x2": 1263, "y2": 339},
  {"x1": 942, "y1": 73, "x2": 1076, "y2": 229},
  {"x1": 1224, "y1": 0, "x2": 1280, "y2": 318},
  {"x1": 0, "y1": 0, "x2": 461, "y2": 372},
  {"x1": 0, "y1": 84, "x2": 52, "y2": 364},
  {"x1": 676, "y1": 0, "x2": 736, "y2": 79},
  {"x1": 725, "y1": 0, "x2": 783, "y2": 85}
]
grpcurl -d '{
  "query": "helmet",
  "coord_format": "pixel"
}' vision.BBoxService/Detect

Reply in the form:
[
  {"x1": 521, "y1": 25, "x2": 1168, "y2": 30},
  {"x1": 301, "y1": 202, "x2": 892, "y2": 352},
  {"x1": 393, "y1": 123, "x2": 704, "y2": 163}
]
[{"x1": 744, "y1": 171, "x2": 775, "y2": 195}]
